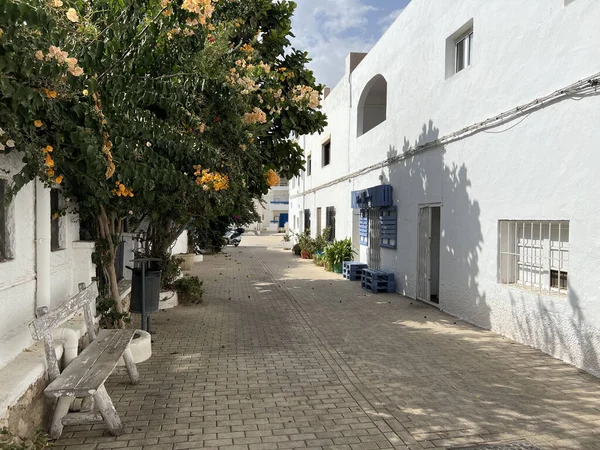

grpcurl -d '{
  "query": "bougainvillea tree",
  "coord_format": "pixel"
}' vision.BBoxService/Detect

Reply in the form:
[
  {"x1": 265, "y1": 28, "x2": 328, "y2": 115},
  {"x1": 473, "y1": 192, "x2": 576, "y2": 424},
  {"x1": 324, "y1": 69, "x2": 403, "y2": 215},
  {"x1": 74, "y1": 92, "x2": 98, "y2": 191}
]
[{"x1": 0, "y1": 0, "x2": 326, "y2": 317}]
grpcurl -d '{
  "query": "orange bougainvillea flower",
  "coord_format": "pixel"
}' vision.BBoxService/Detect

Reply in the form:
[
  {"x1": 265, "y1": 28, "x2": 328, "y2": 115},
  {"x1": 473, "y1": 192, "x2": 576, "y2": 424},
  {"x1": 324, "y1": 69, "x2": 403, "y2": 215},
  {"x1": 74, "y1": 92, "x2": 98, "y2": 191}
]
[
  {"x1": 47, "y1": 168, "x2": 55, "y2": 177},
  {"x1": 55, "y1": 175, "x2": 63, "y2": 184},
  {"x1": 45, "y1": 154, "x2": 54, "y2": 167},
  {"x1": 66, "y1": 8, "x2": 79, "y2": 22},
  {"x1": 34, "y1": 120, "x2": 43, "y2": 128},
  {"x1": 264, "y1": 169, "x2": 280, "y2": 187},
  {"x1": 43, "y1": 145, "x2": 53, "y2": 153}
]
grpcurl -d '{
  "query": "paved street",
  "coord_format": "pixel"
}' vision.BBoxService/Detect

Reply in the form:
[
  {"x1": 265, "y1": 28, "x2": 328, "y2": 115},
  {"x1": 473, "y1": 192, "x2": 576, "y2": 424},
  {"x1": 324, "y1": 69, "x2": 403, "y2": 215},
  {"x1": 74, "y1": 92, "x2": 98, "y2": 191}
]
[{"x1": 52, "y1": 234, "x2": 600, "y2": 449}]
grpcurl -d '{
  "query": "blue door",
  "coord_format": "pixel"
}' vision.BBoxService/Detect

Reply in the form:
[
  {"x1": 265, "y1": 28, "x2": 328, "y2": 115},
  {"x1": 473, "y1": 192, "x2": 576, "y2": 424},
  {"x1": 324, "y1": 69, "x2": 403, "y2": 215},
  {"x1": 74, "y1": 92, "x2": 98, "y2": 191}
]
[{"x1": 279, "y1": 213, "x2": 289, "y2": 227}]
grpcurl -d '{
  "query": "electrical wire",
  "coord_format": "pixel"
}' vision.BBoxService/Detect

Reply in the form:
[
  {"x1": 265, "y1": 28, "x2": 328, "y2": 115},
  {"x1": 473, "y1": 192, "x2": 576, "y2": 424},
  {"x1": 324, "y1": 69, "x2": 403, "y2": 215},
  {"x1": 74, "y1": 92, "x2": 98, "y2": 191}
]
[{"x1": 290, "y1": 71, "x2": 600, "y2": 200}]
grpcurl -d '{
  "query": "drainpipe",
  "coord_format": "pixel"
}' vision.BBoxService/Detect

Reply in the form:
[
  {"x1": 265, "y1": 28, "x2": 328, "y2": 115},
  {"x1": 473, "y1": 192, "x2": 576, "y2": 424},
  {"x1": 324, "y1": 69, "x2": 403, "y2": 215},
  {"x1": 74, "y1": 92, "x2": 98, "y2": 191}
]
[
  {"x1": 35, "y1": 179, "x2": 51, "y2": 311},
  {"x1": 52, "y1": 327, "x2": 79, "y2": 366}
]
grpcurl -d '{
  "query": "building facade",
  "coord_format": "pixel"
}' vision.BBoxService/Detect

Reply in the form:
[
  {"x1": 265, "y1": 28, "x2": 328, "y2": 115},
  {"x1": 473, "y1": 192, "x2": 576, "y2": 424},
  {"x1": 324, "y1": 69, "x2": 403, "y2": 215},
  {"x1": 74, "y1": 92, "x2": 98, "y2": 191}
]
[
  {"x1": 0, "y1": 151, "x2": 97, "y2": 433},
  {"x1": 290, "y1": 0, "x2": 600, "y2": 376},
  {"x1": 254, "y1": 178, "x2": 290, "y2": 232}
]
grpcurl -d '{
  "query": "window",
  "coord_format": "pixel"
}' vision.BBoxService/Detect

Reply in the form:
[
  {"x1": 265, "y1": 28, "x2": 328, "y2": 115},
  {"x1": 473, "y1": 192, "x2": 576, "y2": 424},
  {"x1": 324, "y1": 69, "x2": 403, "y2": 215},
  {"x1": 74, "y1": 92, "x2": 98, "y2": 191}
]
[
  {"x1": 445, "y1": 20, "x2": 474, "y2": 78},
  {"x1": 0, "y1": 180, "x2": 7, "y2": 261},
  {"x1": 304, "y1": 209, "x2": 311, "y2": 233},
  {"x1": 455, "y1": 32, "x2": 473, "y2": 73},
  {"x1": 357, "y1": 75, "x2": 387, "y2": 136},
  {"x1": 326, "y1": 207, "x2": 336, "y2": 241},
  {"x1": 307, "y1": 155, "x2": 312, "y2": 176},
  {"x1": 322, "y1": 140, "x2": 331, "y2": 167},
  {"x1": 498, "y1": 221, "x2": 569, "y2": 295},
  {"x1": 50, "y1": 188, "x2": 63, "y2": 252}
]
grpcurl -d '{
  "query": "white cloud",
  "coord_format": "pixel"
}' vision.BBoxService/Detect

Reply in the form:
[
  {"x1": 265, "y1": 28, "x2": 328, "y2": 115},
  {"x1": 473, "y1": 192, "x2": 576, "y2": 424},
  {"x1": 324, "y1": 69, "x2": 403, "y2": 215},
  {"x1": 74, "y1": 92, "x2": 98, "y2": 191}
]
[{"x1": 290, "y1": 0, "x2": 379, "y2": 88}]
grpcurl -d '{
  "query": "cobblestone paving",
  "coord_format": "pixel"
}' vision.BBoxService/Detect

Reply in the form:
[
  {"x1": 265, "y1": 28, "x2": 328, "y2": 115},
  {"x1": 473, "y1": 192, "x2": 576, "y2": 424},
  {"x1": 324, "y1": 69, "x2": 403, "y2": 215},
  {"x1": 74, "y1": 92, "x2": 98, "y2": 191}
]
[{"x1": 52, "y1": 238, "x2": 600, "y2": 449}]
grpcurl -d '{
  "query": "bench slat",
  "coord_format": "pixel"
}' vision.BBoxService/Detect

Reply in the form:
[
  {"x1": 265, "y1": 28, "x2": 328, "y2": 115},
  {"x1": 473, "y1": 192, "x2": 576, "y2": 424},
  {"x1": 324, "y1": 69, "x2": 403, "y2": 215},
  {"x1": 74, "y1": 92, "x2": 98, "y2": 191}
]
[
  {"x1": 45, "y1": 329, "x2": 135, "y2": 398},
  {"x1": 29, "y1": 284, "x2": 99, "y2": 340}
]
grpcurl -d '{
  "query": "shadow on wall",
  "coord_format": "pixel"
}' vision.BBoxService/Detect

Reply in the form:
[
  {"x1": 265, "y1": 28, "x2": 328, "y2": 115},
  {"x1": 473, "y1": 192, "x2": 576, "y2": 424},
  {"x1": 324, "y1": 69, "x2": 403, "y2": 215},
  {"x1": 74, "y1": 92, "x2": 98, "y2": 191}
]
[
  {"x1": 380, "y1": 120, "x2": 489, "y2": 329},
  {"x1": 509, "y1": 286, "x2": 600, "y2": 377}
]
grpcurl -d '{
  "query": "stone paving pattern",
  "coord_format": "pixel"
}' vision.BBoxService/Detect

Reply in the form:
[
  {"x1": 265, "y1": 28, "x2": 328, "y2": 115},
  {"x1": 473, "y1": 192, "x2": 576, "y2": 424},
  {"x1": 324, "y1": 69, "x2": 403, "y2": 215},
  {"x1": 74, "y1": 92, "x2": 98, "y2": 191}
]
[{"x1": 51, "y1": 236, "x2": 600, "y2": 449}]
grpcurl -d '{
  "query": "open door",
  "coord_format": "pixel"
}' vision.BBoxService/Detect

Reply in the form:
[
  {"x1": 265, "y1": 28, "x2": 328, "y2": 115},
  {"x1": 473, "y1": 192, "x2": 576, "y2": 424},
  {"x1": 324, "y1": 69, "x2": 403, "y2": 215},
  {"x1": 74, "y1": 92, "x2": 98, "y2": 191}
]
[{"x1": 417, "y1": 206, "x2": 440, "y2": 305}]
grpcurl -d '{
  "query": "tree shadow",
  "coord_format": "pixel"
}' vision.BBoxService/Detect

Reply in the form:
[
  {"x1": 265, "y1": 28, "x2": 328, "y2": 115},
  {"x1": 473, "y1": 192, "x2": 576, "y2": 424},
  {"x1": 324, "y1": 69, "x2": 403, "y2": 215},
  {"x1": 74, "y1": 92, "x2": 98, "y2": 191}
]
[{"x1": 379, "y1": 119, "x2": 489, "y2": 328}]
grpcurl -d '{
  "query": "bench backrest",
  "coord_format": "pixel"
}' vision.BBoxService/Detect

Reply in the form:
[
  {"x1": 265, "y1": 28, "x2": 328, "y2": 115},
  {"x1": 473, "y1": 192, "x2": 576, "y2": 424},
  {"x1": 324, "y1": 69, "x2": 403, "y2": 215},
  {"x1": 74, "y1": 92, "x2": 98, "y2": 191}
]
[{"x1": 29, "y1": 283, "x2": 98, "y2": 382}]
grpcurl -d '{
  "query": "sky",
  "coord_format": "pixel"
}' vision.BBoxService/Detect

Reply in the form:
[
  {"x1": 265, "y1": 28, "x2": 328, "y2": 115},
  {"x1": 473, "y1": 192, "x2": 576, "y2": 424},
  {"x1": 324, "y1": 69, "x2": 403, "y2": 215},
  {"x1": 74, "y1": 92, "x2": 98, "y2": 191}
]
[{"x1": 290, "y1": 0, "x2": 412, "y2": 89}]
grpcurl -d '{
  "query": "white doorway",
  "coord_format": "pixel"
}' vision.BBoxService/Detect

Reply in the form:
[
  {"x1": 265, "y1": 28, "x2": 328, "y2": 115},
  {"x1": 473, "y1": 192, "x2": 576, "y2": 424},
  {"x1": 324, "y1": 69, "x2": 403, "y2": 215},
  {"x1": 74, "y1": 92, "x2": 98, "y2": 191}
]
[{"x1": 417, "y1": 205, "x2": 441, "y2": 305}]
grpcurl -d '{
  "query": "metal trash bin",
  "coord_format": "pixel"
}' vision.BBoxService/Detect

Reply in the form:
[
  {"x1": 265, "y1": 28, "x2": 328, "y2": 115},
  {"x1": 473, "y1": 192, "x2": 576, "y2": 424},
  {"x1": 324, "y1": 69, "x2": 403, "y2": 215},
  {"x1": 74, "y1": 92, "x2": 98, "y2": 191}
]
[{"x1": 130, "y1": 268, "x2": 162, "y2": 314}]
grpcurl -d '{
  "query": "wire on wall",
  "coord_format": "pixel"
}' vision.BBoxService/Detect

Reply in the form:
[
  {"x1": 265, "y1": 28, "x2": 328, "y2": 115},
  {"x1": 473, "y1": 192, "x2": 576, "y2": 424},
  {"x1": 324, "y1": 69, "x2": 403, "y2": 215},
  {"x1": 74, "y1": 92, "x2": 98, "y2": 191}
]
[{"x1": 291, "y1": 71, "x2": 600, "y2": 200}]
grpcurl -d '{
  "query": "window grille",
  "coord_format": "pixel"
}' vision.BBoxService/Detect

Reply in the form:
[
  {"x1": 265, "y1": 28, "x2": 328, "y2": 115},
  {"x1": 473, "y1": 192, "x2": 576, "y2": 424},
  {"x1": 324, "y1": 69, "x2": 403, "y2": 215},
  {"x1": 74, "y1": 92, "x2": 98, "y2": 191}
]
[
  {"x1": 498, "y1": 220, "x2": 569, "y2": 296},
  {"x1": 359, "y1": 210, "x2": 368, "y2": 246},
  {"x1": 304, "y1": 209, "x2": 311, "y2": 233},
  {"x1": 51, "y1": 188, "x2": 61, "y2": 252},
  {"x1": 326, "y1": 206, "x2": 336, "y2": 241},
  {"x1": 307, "y1": 155, "x2": 312, "y2": 176}
]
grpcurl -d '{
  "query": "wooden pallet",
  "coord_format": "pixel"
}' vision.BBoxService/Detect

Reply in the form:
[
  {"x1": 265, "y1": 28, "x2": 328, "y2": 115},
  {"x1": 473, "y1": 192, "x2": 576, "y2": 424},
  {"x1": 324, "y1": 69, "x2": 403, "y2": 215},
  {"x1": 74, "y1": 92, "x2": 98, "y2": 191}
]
[
  {"x1": 343, "y1": 262, "x2": 368, "y2": 281},
  {"x1": 361, "y1": 269, "x2": 395, "y2": 293}
]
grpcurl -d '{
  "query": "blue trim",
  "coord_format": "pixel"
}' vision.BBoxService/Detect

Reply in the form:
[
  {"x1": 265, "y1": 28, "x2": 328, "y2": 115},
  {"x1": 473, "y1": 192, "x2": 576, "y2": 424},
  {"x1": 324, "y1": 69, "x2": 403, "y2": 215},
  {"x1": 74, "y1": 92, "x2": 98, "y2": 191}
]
[{"x1": 351, "y1": 185, "x2": 393, "y2": 209}]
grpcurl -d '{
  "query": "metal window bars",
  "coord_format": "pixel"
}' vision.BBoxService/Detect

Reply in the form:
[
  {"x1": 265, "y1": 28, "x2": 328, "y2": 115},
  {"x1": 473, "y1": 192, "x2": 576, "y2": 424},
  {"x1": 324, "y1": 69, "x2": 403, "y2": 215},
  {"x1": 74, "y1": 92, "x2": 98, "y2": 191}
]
[{"x1": 499, "y1": 220, "x2": 569, "y2": 296}]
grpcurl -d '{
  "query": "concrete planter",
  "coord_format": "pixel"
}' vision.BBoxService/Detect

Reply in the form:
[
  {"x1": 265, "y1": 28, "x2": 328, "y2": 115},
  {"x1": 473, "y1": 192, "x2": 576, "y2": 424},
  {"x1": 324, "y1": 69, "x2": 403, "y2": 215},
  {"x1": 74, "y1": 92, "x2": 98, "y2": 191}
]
[
  {"x1": 177, "y1": 253, "x2": 195, "y2": 270},
  {"x1": 117, "y1": 330, "x2": 151, "y2": 366},
  {"x1": 159, "y1": 290, "x2": 178, "y2": 310},
  {"x1": 193, "y1": 254, "x2": 204, "y2": 263}
]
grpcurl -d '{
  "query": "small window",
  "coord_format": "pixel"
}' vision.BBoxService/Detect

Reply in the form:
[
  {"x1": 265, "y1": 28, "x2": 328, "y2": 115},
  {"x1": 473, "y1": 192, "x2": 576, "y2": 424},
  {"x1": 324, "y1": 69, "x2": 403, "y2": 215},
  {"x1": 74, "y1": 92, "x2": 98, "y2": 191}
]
[
  {"x1": 50, "y1": 188, "x2": 63, "y2": 252},
  {"x1": 322, "y1": 140, "x2": 331, "y2": 167},
  {"x1": 326, "y1": 207, "x2": 336, "y2": 241},
  {"x1": 446, "y1": 20, "x2": 474, "y2": 78},
  {"x1": 498, "y1": 220, "x2": 569, "y2": 295},
  {"x1": 0, "y1": 180, "x2": 8, "y2": 261},
  {"x1": 304, "y1": 209, "x2": 311, "y2": 233},
  {"x1": 455, "y1": 32, "x2": 473, "y2": 73},
  {"x1": 307, "y1": 155, "x2": 312, "y2": 176}
]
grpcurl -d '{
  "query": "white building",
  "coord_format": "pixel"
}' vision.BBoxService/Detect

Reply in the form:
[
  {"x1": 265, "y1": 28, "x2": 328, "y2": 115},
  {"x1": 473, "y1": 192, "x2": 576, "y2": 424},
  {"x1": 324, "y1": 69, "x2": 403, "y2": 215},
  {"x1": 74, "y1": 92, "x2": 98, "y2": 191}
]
[
  {"x1": 0, "y1": 152, "x2": 97, "y2": 434},
  {"x1": 290, "y1": 0, "x2": 600, "y2": 376},
  {"x1": 254, "y1": 178, "x2": 290, "y2": 232}
]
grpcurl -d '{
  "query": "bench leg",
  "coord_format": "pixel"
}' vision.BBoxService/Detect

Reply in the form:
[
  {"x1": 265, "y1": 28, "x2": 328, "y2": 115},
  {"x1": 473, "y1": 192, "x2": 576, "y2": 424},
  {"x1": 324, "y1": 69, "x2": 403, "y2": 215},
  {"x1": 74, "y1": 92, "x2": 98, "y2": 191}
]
[
  {"x1": 49, "y1": 397, "x2": 72, "y2": 439},
  {"x1": 122, "y1": 347, "x2": 139, "y2": 385},
  {"x1": 81, "y1": 396, "x2": 94, "y2": 412},
  {"x1": 93, "y1": 385, "x2": 123, "y2": 436}
]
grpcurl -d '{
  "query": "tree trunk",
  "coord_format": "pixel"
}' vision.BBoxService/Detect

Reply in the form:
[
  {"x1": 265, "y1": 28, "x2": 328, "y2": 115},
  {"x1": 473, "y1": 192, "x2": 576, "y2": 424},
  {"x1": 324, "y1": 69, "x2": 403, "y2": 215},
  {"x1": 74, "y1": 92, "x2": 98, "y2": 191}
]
[{"x1": 99, "y1": 206, "x2": 125, "y2": 328}]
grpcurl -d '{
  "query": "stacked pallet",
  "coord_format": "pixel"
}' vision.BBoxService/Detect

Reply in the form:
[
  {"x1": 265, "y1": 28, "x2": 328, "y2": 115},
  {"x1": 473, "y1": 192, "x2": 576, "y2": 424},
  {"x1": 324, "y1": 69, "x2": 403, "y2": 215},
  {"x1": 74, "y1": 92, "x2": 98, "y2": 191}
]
[
  {"x1": 342, "y1": 262, "x2": 368, "y2": 281},
  {"x1": 361, "y1": 269, "x2": 395, "y2": 293}
]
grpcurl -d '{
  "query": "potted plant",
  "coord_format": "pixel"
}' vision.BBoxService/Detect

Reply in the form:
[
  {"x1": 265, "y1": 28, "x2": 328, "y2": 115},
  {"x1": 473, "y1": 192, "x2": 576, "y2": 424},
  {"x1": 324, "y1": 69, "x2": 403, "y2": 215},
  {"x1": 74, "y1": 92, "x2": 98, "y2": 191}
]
[
  {"x1": 297, "y1": 232, "x2": 314, "y2": 259},
  {"x1": 292, "y1": 243, "x2": 301, "y2": 256},
  {"x1": 324, "y1": 239, "x2": 356, "y2": 273}
]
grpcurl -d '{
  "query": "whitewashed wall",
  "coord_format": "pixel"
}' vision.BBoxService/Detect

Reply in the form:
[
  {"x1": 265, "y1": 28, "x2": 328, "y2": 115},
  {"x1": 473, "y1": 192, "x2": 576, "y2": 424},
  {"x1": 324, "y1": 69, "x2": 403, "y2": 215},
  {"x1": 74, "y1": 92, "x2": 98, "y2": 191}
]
[
  {"x1": 0, "y1": 153, "x2": 95, "y2": 369},
  {"x1": 290, "y1": 0, "x2": 600, "y2": 376}
]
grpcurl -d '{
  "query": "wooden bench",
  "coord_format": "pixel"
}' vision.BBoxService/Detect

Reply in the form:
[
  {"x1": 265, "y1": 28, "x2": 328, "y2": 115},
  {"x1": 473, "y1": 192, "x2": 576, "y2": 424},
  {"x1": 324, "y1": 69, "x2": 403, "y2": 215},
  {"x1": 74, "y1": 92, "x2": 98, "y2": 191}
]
[{"x1": 29, "y1": 283, "x2": 139, "y2": 439}]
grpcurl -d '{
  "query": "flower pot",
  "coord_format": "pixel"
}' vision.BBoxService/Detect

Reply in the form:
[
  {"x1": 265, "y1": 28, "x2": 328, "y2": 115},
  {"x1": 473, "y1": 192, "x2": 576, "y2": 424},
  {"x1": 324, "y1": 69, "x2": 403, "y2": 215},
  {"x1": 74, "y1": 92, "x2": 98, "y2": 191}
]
[
  {"x1": 301, "y1": 251, "x2": 310, "y2": 259},
  {"x1": 333, "y1": 262, "x2": 343, "y2": 273},
  {"x1": 177, "y1": 253, "x2": 195, "y2": 271}
]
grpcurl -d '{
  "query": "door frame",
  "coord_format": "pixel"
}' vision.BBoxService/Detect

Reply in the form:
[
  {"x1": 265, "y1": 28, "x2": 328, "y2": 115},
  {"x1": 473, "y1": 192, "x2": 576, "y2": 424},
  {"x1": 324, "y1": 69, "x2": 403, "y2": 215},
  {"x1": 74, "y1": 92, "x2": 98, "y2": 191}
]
[{"x1": 416, "y1": 203, "x2": 442, "y2": 308}]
